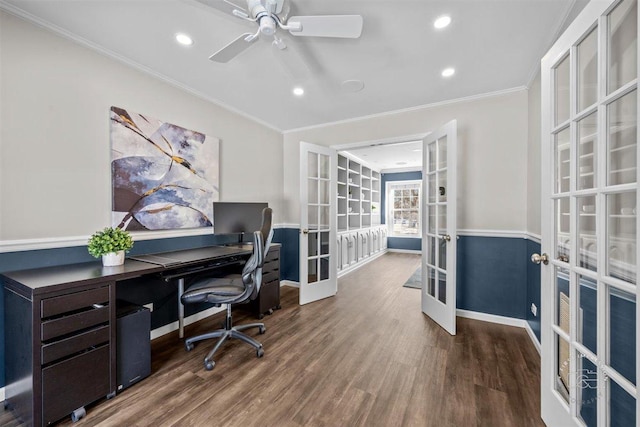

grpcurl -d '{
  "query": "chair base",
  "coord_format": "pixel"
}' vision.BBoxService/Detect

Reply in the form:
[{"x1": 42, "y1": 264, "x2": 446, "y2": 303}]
[{"x1": 184, "y1": 305, "x2": 265, "y2": 371}]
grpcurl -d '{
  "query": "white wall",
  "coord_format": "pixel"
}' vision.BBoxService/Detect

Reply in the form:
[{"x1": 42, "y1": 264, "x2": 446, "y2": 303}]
[
  {"x1": 0, "y1": 11, "x2": 284, "y2": 242},
  {"x1": 283, "y1": 90, "x2": 529, "y2": 232},
  {"x1": 527, "y1": 71, "x2": 542, "y2": 237}
]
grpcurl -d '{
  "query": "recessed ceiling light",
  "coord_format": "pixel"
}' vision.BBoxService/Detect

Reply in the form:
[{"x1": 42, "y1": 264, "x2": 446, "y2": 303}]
[
  {"x1": 341, "y1": 79, "x2": 365, "y2": 93},
  {"x1": 175, "y1": 33, "x2": 193, "y2": 46},
  {"x1": 434, "y1": 15, "x2": 451, "y2": 29},
  {"x1": 441, "y1": 67, "x2": 455, "y2": 78},
  {"x1": 293, "y1": 87, "x2": 305, "y2": 96}
]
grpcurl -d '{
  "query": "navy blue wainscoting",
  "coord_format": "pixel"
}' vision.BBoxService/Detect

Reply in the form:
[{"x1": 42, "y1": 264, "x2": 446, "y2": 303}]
[
  {"x1": 527, "y1": 239, "x2": 542, "y2": 342},
  {"x1": 273, "y1": 227, "x2": 299, "y2": 282},
  {"x1": 387, "y1": 237, "x2": 421, "y2": 251},
  {"x1": 456, "y1": 236, "x2": 528, "y2": 319}
]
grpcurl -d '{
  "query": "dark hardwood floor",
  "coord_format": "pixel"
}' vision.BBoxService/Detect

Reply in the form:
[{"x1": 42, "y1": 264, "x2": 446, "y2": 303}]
[{"x1": 2, "y1": 252, "x2": 544, "y2": 426}]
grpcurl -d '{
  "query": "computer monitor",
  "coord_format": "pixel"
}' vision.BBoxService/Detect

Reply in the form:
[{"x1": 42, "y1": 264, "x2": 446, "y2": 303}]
[{"x1": 213, "y1": 202, "x2": 268, "y2": 243}]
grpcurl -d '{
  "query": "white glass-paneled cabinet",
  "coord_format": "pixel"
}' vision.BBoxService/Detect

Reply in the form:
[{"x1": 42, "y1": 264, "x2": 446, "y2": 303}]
[{"x1": 337, "y1": 153, "x2": 386, "y2": 274}]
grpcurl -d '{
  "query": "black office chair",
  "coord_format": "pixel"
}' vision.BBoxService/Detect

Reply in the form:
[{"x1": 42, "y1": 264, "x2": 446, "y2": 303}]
[{"x1": 181, "y1": 207, "x2": 273, "y2": 371}]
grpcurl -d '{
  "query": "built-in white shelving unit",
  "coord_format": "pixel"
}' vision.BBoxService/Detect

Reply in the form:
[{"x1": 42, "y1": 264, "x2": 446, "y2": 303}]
[{"x1": 337, "y1": 153, "x2": 386, "y2": 276}]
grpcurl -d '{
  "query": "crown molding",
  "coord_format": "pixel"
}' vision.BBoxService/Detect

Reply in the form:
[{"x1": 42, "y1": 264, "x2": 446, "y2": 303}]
[
  {"x1": 525, "y1": 0, "x2": 582, "y2": 88},
  {"x1": 0, "y1": 1, "x2": 283, "y2": 134},
  {"x1": 283, "y1": 86, "x2": 528, "y2": 134}
]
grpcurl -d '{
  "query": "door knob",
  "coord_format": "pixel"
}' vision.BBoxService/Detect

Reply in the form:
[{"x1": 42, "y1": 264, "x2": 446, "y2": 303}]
[
  {"x1": 302, "y1": 229, "x2": 309, "y2": 234},
  {"x1": 439, "y1": 234, "x2": 451, "y2": 242},
  {"x1": 531, "y1": 253, "x2": 549, "y2": 265}
]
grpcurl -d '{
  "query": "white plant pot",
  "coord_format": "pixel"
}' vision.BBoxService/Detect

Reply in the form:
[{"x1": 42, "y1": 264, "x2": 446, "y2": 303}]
[{"x1": 102, "y1": 250, "x2": 125, "y2": 267}]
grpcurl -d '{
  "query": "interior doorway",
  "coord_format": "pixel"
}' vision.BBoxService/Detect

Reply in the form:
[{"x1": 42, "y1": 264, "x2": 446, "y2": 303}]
[
  {"x1": 332, "y1": 135, "x2": 426, "y2": 277},
  {"x1": 337, "y1": 137, "x2": 424, "y2": 256}
]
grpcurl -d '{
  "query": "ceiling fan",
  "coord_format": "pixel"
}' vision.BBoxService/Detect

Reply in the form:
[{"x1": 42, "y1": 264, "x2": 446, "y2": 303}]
[{"x1": 195, "y1": 0, "x2": 364, "y2": 63}]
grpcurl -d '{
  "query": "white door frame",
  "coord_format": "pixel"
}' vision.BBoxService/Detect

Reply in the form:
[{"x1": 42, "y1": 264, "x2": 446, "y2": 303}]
[
  {"x1": 299, "y1": 142, "x2": 338, "y2": 305},
  {"x1": 421, "y1": 120, "x2": 457, "y2": 335},
  {"x1": 540, "y1": 0, "x2": 639, "y2": 425}
]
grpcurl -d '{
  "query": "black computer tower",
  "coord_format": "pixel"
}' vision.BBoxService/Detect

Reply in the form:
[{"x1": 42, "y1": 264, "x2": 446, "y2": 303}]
[{"x1": 116, "y1": 301, "x2": 151, "y2": 392}]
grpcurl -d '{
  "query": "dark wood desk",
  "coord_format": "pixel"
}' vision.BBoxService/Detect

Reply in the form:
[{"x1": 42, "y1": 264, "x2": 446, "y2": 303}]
[{"x1": 2, "y1": 244, "x2": 279, "y2": 426}]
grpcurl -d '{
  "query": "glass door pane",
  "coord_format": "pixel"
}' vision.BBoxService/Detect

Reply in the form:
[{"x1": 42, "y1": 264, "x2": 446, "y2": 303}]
[
  {"x1": 607, "y1": 191, "x2": 637, "y2": 283},
  {"x1": 607, "y1": 90, "x2": 637, "y2": 186},
  {"x1": 578, "y1": 28, "x2": 598, "y2": 111},
  {"x1": 555, "y1": 55, "x2": 571, "y2": 125},
  {"x1": 578, "y1": 112, "x2": 598, "y2": 190},
  {"x1": 555, "y1": 128, "x2": 571, "y2": 193},
  {"x1": 608, "y1": 0, "x2": 637, "y2": 94}
]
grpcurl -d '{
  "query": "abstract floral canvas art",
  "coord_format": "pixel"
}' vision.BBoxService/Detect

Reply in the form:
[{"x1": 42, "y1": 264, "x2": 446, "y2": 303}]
[{"x1": 110, "y1": 106, "x2": 219, "y2": 231}]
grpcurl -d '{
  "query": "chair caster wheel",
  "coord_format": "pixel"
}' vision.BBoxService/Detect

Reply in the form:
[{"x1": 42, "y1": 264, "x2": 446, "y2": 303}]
[
  {"x1": 259, "y1": 326, "x2": 266, "y2": 334},
  {"x1": 185, "y1": 342, "x2": 194, "y2": 352},
  {"x1": 71, "y1": 407, "x2": 86, "y2": 422},
  {"x1": 205, "y1": 360, "x2": 215, "y2": 371},
  {"x1": 256, "y1": 348, "x2": 264, "y2": 358},
  {"x1": 275, "y1": 304, "x2": 282, "y2": 310},
  {"x1": 258, "y1": 313, "x2": 265, "y2": 319}
]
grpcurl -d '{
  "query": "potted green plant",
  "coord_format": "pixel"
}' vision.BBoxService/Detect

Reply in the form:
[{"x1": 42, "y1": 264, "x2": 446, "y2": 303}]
[{"x1": 88, "y1": 227, "x2": 134, "y2": 266}]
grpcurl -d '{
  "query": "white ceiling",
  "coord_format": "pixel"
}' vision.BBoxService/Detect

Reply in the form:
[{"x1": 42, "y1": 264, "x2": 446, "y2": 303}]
[
  {"x1": 1, "y1": 0, "x2": 587, "y2": 133},
  {"x1": 342, "y1": 140, "x2": 423, "y2": 172}
]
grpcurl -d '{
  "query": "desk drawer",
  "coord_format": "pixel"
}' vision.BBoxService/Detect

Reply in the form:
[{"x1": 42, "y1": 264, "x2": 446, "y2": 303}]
[
  {"x1": 262, "y1": 269, "x2": 280, "y2": 284},
  {"x1": 42, "y1": 344, "x2": 110, "y2": 425},
  {"x1": 41, "y1": 305, "x2": 110, "y2": 341},
  {"x1": 263, "y1": 258, "x2": 279, "y2": 271},
  {"x1": 41, "y1": 286, "x2": 109, "y2": 318},
  {"x1": 265, "y1": 249, "x2": 280, "y2": 262},
  {"x1": 42, "y1": 325, "x2": 110, "y2": 364}
]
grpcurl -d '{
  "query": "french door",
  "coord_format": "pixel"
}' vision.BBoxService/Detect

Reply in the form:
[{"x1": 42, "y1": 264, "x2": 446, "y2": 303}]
[
  {"x1": 299, "y1": 142, "x2": 338, "y2": 305},
  {"x1": 422, "y1": 120, "x2": 457, "y2": 335},
  {"x1": 540, "y1": 0, "x2": 639, "y2": 425}
]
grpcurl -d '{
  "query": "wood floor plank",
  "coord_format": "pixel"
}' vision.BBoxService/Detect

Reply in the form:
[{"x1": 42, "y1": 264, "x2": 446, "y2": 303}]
[{"x1": 1, "y1": 252, "x2": 545, "y2": 427}]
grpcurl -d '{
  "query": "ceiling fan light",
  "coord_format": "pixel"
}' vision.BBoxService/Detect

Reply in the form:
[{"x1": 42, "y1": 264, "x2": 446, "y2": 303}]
[
  {"x1": 434, "y1": 15, "x2": 451, "y2": 29},
  {"x1": 175, "y1": 33, "x2": 193, "y2": 46},
  {"x1": 259, "y1": 16, "x2": 276, "y2": 36},
  {"x1": 273, "y1": 36, "x2": 287, "y2": 50}
]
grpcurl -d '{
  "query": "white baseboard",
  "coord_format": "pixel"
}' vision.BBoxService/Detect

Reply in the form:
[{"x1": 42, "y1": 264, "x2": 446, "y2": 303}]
[
  {"x1": 456, "y1": 309, "x2": 541, "y2": 355},
  {"x1": 338, "y1": 249, "x2": 387, "y2": 277},
  {"x1": 0, "y1": 387, "x2": 4, "y2": 402},
  {"x1": 281, "y1": 280, "x2": 300, "y2": 288},
  {"x1": 147, "y1": 277, "x2": 307, "y2": 340},
  {"x1": 386, "y1": 248, "x2": 421, "y2": 254},
  {"x1": 456, "y1": 309, "x2": 528, "y2": 328},
  {"x1": 149, "y1": 305, "x2": 225, "y2": 341},
  {"x1": 524, "y1": 321, "x2": 541, "y2": 355}
]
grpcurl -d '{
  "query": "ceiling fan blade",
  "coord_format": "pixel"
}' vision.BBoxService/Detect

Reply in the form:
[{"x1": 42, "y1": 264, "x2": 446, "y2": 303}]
[
  {"x1": 209, "y1": 33, "x2": 256, "y2": 63},
  {"x1": 287, "y1": 15, "x2": 363, "y2": 38}
]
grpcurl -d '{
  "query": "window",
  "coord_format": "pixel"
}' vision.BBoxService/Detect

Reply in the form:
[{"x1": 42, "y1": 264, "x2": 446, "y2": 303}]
[{"x1": 387, "y1": 180, "x2": 421, "y2": 236}]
